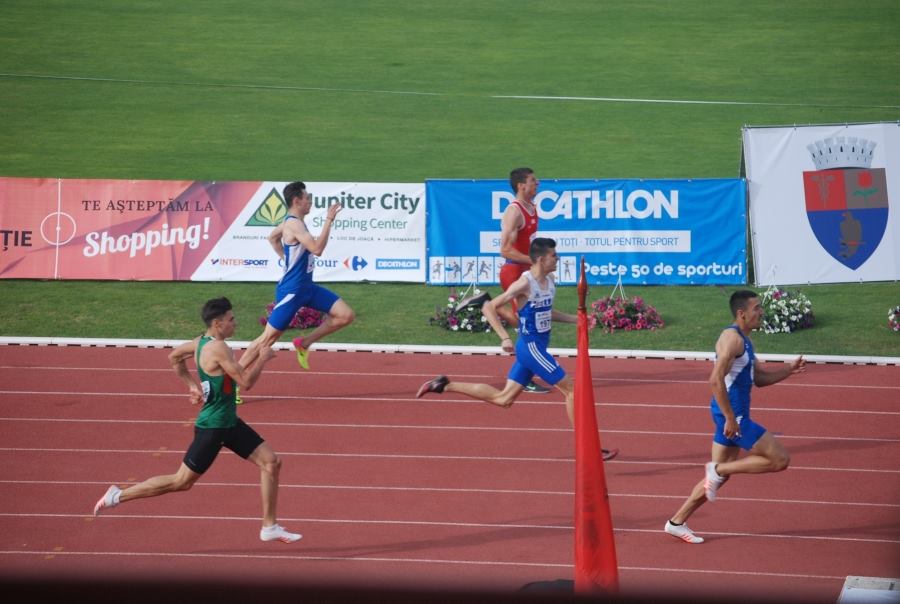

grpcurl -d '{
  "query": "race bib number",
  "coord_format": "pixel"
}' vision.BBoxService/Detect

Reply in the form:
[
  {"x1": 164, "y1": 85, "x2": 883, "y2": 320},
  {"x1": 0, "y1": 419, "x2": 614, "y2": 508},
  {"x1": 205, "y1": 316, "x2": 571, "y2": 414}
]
[
  {"x1": 535, "y1": 309, "x2": 552, "y2": 332},
  {"x1": 307, "y1": 254, "x2": 315, "y2": 273},
  {"x1": 200, "y1": 380, "x2": 210, "y2": 401}
]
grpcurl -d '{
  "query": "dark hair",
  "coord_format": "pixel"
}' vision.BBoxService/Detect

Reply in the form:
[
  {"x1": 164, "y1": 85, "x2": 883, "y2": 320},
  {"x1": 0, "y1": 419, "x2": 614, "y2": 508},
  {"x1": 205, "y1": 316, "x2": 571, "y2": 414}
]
[
  {"x1": 509, "y1": 167, "x2": 533, "y2": 194},
  {"x1": 282, "y1": 181, "x2": 307, "y2": 208},
  {"x1": 529, "y1": 237, "x2": 556, "y2": 262},
  {"x1": 201, "y1": 297, "x2": 232, "y2": 326},
  {"x1": 729, "y1": 290, "x2": 758, "y2": 317}
]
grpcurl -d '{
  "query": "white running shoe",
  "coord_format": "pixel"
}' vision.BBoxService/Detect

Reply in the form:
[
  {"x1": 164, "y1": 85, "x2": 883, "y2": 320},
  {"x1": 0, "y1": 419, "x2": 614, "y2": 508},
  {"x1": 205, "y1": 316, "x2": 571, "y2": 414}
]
[
  {"x1": 93, "y1": 485, "x2": 122, "y2": 516},
  {"x1": 704, "y1": 461, "x2": 726, "y2": 502},
  {"x1": 665, "y1": 520, "x2": 704, "y2": 544},
  {"x1": 260, "y1": 523, "x2": 302, "y2": 543}
]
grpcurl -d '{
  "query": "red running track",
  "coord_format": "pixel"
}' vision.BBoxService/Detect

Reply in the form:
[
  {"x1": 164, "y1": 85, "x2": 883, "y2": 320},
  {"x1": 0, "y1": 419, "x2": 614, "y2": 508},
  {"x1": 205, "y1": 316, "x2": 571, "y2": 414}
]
[{"x1": 0, "y1": 345, "x2": 897, "y2": 602}]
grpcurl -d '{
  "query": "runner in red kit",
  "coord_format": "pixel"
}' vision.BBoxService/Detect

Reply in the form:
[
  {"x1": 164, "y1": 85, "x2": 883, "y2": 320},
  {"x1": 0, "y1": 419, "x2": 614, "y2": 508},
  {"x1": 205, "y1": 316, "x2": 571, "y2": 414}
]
[
  {"x1": 497, "y1": 168, "x2": 549, "y2": 394},
  {"x1": 498, "y1": 168, "x2": 540, "y2": 322}
]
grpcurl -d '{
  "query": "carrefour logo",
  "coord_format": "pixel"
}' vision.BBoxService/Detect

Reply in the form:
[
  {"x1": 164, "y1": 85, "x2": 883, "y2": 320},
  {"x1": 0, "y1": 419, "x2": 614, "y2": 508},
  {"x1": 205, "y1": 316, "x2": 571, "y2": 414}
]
[
  {"x1": 376, "y1": 258, "x2": 420, "y2": 270},
  {"x1": 344, "y1": 256, "x2": 368, "y2": 271}
]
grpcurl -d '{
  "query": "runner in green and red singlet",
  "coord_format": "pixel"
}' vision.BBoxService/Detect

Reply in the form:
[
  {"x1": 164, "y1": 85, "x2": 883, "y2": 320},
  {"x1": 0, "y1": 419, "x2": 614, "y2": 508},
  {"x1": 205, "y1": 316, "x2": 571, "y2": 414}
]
[{"x1": 93, "y1": 297, "x2": 302, "y2": 543}]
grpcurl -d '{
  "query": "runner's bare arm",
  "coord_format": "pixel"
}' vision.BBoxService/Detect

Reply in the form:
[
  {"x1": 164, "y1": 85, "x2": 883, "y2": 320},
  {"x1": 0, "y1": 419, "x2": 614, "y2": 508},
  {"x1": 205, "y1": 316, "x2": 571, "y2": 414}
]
[
  {"x1": 168, "y1": 338, "x2": 203, "y2": 404},
  {"x1": 483, "y1": 275, "x2": 530, "y2": 352},
  {"x1": 208, "y1": 339, "x2": 275, "y2": 392},
  {"x1": 755, "y1": 355, "x2": 806, "y2": 387},
  {"x1": 267, "y1": 224, "x2": 285, "y2": 260},
  {"x1": 708, "y1": 329, "x2": 743, "y2": 438},
  {"x1": 292, "y1": 203, "x2": 342, "y2": 256}
]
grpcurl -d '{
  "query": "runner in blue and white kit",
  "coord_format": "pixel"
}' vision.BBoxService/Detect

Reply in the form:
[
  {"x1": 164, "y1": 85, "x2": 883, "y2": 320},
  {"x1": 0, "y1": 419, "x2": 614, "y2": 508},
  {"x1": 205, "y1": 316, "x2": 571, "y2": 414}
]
[
  {"x1": 664, "y1": 290, "x2": 806, "y2": 544},
  {"x1": 416, "y1": 237, "x2": 617, "y2": 461},
  {"x1": 241, "y1": 181, "x2": 355, "y2": 374}
]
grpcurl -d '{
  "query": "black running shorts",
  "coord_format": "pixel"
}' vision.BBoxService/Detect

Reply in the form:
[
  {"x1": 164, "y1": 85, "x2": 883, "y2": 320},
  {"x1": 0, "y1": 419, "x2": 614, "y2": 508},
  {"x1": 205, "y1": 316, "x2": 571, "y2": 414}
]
[{"x1": 183, "y1": 417, "x2": 264, "y2": 474}]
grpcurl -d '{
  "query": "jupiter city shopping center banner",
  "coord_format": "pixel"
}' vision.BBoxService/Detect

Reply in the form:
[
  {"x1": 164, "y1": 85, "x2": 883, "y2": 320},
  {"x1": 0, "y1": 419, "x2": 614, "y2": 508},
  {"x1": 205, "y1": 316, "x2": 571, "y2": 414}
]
[
  {"x1": 425, "y1": 178, "x2": 746, "y2": 286},
  {"x1": 0, "y1": 178, "x2": 425, "y2": 282}
]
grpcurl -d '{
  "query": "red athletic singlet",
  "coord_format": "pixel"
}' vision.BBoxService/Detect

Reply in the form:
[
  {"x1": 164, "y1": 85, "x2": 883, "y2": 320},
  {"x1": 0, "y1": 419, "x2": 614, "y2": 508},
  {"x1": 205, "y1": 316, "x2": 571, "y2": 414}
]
[
  {"x1": 499, "y1": 200, "x2": 539, "y2": 293},
  {"x1": 508, "y1": 200, "x2": 538, "y2": 258}
]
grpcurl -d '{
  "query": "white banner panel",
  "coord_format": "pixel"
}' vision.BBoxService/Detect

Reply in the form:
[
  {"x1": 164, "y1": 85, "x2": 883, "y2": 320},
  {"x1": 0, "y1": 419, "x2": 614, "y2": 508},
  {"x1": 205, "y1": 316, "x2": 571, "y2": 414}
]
[
  {"x1": 743, "y1": 122, "x2": 899, "y2": 285},
  {"x1": 190, "y1": 181, "x2": 425, "y2": 283}
]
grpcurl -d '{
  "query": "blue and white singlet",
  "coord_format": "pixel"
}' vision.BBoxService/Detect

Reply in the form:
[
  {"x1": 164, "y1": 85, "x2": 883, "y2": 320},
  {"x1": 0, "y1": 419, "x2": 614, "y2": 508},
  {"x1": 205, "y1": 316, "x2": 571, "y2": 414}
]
[
  {"x1": 710, "y1": 325, "x2": 756, "y2": 418},
  {"x1": 276, "y1": 215, "x2": 314, "y2": 295},
  {"x1": 517, "y1": 272, "x2": 555, "y2": 347}
]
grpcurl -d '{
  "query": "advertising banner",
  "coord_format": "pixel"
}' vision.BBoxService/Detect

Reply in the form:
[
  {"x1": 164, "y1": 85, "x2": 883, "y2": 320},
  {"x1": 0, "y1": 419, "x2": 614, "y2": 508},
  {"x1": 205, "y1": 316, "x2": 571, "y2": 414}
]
[
  {"x1": 425, "y1": 178, "x2": 746, "y2": 286},
  {"x1": 743, "y1": 122, "x2": 899, "y2": 285},
  {"x1": 0, "y1": 178, "x2": 425, "y2": 282}
]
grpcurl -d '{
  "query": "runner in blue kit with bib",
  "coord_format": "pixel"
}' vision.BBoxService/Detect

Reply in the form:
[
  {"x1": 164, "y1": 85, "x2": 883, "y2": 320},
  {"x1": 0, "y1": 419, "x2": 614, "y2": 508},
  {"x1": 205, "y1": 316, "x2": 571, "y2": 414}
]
[
  {"x1": 508, "y1": 270, "x2": 565, "y2": 390},
  {"x1": 240, "y1": 181, "x2": 355, "y2": 379},
  {"x1": 416, "y1": 237, "x2": 617, "y2": 461},
  {"x1": 664, "y1": 290, "x2": 806, "y2": 544}
]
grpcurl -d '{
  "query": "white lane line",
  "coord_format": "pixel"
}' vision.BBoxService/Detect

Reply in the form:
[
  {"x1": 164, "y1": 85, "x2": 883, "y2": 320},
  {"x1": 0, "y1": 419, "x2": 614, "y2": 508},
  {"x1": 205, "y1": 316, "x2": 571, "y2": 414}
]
[
  {"x1": 1, "y1": 71, "x2": 897, "y2": 110},
  {"x1": 493, "y1": 93, "x2": 900, "y2": 110},
  {"x1": 0, "y1": 390, "x2": 900, "y2": 415},
  {"x1": 3, "y1": 446, "x2": 898, "y2": 474},
  {"x1": 2, "y1": 389, "x2": 900, "y2": 416},
  {"x1": 0, "y1": 513, "x2": 895, "y2": 546},
  {"x1": 0, "y1": 548, "x2": 849, "y2": 580},
  {"x1": 3, "y1": 365, "x2": 898, "y2": 391},
  {"x1": 1, "y1": 416, "x2": 898, "y2": 442},
  {"x1": 4, "y1": 480, "x2": 898, "y2": 509}
]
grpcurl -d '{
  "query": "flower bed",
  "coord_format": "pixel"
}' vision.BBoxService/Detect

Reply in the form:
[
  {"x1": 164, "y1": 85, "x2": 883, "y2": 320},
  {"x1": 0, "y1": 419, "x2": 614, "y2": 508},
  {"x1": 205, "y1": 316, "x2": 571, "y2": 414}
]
[
  {"x1": 589, "y1": 295, "x2": 664, "y2": 333},
  {"x1": 259, "y1": 303, "x2": 325, "y2": 330},
  {"x1": 429, "y1": 287, "x2": 494, "y2": 333},
  {"x1": 889, "y1": 305, "x2": 900, "y2": 332},
  {"x1": 759, "y1": 288, "x2": 814, "y2": 334}
]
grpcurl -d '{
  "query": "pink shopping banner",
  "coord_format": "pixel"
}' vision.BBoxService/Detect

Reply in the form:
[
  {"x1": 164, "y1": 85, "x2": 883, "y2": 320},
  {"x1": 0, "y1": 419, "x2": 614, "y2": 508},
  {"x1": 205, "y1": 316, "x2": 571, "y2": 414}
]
[{"x1": 0, "y1": 178, "x2": 262, "y2": 280}]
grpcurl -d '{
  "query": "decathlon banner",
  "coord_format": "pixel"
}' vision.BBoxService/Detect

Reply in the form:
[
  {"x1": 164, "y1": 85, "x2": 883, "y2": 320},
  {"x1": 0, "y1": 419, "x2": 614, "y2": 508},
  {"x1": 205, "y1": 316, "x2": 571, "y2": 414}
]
[
  {"x1": 0, "y1": 178, "x2": 425, "y2": 282},
  {"x1": 743, "y1": 122, "x2": 900, "y2": 285},
  {"x1": 425, "y1": 178, "x2": 746, "y2": 285}
]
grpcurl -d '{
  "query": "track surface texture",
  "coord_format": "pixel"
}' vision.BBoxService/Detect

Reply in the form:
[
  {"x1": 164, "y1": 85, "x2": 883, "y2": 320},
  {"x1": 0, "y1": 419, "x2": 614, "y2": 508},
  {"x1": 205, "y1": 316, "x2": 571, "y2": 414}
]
[{"x1": 1, "y1": 345, "x2": 897, "y2": 603}]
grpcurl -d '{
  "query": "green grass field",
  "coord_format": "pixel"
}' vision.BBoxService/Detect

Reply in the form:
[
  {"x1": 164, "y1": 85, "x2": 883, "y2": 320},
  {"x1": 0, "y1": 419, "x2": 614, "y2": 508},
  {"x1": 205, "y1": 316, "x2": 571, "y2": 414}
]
[{"x1": 1, "y1": 1, "x2": 898, "y2": 357}]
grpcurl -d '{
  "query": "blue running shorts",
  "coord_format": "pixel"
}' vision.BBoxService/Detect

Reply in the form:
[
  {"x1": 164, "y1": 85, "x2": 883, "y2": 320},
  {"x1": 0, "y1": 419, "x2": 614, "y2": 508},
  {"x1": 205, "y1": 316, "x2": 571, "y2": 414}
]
[
  {"x1": 508, "y1": 339, "x2": 566, "y2": 387},
  {"x1": 711, "y1": 409, "x2": 767, "y2": 450},
  {"x1": 268, "y1": 284, "x2": 339, "y2": 331}
]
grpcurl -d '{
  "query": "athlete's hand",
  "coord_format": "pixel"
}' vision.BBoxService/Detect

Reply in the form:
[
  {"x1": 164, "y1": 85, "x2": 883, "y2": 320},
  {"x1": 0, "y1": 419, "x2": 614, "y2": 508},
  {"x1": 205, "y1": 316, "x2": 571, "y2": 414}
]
[
  {"x1": 188, "y1": 385, "x2": 203, "y2": 406},
  {"x1": 723, "y1": 416, "x2": 741, "y2": 440},
  {"x1": 500, "y1": 337, "x2": 514, "y2": 353},
  {"x1": 326, "y1": 202, "x2": 343, "y2": 222},
  {"x1": 259, "y1": 346, "x2": 276, "y2": 364},
  {"x1": 790, "y1": 355, "x2": 806, "y2": 375}
]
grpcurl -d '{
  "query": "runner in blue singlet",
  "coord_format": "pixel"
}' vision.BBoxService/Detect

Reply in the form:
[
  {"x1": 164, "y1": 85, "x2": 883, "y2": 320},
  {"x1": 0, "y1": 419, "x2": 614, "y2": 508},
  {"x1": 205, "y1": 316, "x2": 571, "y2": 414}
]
[
  {"x1": 664, "y1": 290, "x2": 806, "y2": 545},
  {"x1": 241, "y1": 181, "x2": 355, "y2": 375},
  {"x1": 710, "y1": 325, "x2": 767, "y2": 450},
  {"x1": 416, "y1": 237, "x2": 618, "y2": 461}
]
